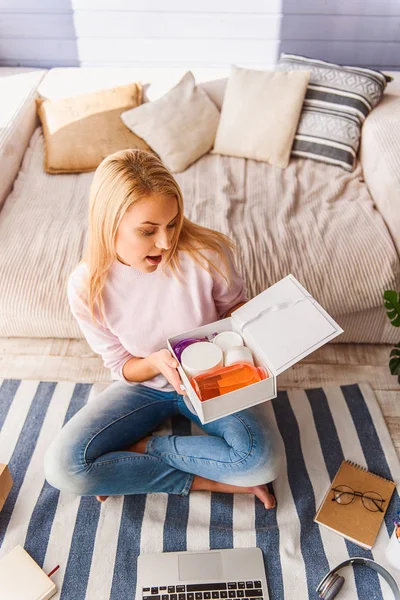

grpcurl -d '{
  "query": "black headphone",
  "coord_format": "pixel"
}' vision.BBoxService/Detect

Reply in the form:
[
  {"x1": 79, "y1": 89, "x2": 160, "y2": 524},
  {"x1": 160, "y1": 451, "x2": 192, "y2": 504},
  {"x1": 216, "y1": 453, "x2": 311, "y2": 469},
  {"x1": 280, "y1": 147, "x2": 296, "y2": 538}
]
[{"x1": 316, "y1": 557, "x2": 400, "y2": 599}]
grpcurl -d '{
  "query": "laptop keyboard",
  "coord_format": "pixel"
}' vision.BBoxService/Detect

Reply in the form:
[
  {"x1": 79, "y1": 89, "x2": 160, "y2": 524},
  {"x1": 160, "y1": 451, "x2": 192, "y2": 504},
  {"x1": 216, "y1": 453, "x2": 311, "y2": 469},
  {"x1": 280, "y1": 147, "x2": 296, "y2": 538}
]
[{"x1": 142, "y1": 580, "x2": 264, "y2": 600}]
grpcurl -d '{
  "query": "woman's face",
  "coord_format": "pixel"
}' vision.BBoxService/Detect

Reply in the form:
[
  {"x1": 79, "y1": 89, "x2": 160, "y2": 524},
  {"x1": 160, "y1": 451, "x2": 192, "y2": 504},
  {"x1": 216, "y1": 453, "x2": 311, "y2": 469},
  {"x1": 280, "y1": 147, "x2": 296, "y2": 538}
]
[{"x1": 115, "y1": 194, "x2": 179, "y2": 272}]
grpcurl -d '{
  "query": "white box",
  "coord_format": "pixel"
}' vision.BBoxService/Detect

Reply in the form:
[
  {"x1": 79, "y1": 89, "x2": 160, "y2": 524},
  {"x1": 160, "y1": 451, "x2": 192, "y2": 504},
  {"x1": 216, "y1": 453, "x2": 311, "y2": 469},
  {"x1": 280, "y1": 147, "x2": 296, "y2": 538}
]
[{"x1": 167, "y1": 274, "x2": 343, "y2": 424}]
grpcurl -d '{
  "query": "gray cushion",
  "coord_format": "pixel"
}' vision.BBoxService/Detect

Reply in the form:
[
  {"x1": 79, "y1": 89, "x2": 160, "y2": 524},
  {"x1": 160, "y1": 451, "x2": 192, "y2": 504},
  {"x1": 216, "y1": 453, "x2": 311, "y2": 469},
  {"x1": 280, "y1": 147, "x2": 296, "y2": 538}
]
[{"x1": 277, "y1": 53, "x2": 390, "y2": 171}]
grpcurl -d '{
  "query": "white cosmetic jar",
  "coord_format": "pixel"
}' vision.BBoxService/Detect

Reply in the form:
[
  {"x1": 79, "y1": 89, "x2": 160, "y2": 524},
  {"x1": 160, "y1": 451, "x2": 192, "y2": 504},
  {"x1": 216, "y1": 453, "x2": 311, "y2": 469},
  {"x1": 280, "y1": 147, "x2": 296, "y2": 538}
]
[
  {"x1": 224, "y1": 345, "x2": 255, "y2": 367},
  {"x1": 180, "y1": 342, "x2": 223, "y2": 378},
  {"x1": 213, "y1": 331, "x2": 244, "y2": 353}
]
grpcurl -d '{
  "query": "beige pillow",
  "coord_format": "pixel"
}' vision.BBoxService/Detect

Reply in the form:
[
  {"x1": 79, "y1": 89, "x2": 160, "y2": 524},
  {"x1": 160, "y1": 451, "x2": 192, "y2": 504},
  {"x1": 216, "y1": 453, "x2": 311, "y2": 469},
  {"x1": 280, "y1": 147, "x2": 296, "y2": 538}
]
[
  {"x1": 121, "y1": 71, "x2": 220, "y2": 173},
  {"x1": 37, "y1": 83, "x2": 151, "y2": 173},
  {"x1": 212, "y1": 66, "x2": 310, "y2": 168}
]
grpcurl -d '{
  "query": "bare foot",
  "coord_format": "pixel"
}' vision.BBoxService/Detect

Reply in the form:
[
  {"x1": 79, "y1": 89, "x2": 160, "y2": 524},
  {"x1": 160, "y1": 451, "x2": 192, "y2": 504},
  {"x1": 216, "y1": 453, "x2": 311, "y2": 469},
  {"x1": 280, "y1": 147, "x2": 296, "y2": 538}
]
[
  {"x1": 191, "y1": 475, "x2": 276, "y2": 510},
  {"x1": 95, "y1": 438, "x2": 276, "y2": 510}
]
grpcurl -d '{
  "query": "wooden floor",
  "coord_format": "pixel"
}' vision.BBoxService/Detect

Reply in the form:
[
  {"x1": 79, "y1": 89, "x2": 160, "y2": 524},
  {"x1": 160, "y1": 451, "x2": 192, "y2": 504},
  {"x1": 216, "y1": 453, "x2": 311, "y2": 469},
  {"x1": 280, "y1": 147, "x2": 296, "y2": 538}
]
[{"x1": 0, "y1": 338, "x2": 399, "y2": 458}]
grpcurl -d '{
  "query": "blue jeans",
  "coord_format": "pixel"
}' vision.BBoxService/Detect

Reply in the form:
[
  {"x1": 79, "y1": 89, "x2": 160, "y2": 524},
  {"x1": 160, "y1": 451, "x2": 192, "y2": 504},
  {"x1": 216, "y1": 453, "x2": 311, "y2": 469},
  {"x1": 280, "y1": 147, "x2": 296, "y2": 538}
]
[{"x1": 44, "y1": 381, "x2": 283, "y2": 497}]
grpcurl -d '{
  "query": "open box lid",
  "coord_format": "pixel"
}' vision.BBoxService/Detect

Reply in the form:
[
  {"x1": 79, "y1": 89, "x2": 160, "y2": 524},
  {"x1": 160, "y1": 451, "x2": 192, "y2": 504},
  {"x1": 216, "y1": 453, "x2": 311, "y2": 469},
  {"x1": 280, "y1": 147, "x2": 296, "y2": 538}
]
[{"x1": 232, "y1": 274, "x2": 343, "y2": 375}]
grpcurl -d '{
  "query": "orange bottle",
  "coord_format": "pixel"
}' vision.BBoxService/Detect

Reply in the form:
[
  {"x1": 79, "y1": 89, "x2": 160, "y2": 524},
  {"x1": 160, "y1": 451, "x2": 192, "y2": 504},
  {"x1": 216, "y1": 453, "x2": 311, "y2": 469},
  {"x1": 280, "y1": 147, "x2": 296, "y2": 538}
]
[{"x1": 191, "y1": 362, "x2": 269, "y2": 401}]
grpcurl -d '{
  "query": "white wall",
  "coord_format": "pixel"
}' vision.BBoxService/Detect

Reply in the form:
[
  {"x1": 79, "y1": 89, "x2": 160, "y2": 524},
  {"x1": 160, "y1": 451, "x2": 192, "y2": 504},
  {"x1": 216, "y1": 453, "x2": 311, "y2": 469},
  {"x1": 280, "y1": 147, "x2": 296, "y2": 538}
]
[
  {"x1": 0, "y1": 0, "x2": 79, "y2": 67},
  {"x1": 0, "y1": 0, "x2": 399, "y2": 70}
]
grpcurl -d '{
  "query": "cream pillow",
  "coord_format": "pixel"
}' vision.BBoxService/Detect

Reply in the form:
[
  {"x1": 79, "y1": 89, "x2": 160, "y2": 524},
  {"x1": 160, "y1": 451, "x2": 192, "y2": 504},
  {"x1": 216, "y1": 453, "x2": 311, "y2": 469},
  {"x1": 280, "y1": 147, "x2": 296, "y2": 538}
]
[
  {"x1": 121, "y1": 71, "x2": 220, "y2": 173},
  {"x1": 37, "y1": 82, "x2": 151, "y2": 174},
  {"x1": 212, "y1": 66, "x2": 310, "y2": 168}
]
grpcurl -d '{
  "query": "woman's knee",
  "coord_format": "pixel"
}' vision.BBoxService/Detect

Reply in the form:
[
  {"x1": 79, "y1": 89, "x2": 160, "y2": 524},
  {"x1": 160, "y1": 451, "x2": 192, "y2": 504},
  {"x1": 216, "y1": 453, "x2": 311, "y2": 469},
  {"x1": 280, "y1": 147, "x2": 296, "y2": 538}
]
[
  {"x1": 250, "y1": 439, "x2": 284, "y2": 484},
  {"x1": 225, "y1": 410, "x2": 284, "y2": 485},
  {"x1": 44, "y1": 430, "x2": 89, "y2": 495},
  {"x1": 229, "y1": 439, "x2": 283, "y2": 486}
]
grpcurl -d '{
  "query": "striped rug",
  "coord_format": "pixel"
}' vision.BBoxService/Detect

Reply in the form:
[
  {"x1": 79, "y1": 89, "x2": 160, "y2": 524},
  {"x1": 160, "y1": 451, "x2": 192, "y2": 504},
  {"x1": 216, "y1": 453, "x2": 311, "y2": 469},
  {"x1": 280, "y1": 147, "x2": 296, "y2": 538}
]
[{"x1": 0, "y1": 379, "x2": 399, "y2": 599}]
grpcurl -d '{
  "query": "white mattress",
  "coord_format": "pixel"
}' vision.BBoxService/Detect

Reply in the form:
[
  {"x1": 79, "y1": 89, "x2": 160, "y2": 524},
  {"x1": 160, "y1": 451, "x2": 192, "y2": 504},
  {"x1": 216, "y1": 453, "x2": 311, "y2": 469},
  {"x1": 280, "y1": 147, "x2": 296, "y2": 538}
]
[{"x1": 0, "y1": 126, "x2": 398, "y2": 343}]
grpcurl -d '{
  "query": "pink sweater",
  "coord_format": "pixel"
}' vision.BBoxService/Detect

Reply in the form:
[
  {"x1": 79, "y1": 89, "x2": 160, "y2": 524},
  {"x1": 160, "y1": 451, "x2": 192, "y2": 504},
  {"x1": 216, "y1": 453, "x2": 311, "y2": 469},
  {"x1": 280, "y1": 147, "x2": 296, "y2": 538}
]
[{"x1": 67, "y1": 247, "x2": 248, "y2": 392}]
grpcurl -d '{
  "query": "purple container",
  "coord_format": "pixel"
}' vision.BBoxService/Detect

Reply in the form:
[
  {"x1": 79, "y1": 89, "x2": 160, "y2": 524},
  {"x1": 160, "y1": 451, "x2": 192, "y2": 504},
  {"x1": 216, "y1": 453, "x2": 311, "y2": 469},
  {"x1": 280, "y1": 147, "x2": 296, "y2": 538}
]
[{"x1": 172, "y1": 333, "x2": 218, "y2": 362}]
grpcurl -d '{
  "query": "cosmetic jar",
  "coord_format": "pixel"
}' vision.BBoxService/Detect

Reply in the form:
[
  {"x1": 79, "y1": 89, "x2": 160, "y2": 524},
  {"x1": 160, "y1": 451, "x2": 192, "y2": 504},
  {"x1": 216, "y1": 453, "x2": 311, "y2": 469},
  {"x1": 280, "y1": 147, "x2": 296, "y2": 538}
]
[
  {"x1": 172, "y1": 333, "x2": 218, "y2": 362},
  {"x1": 224, "y1": 345, "x2": 254, "y2": 367},
  {"x1": 385, "y1": 527, "x2": 400, "y2": 570},
  {"x1": 213, "y1": 331, "x2": 244, "y2": 353},
  {"x1": 180, "y1": 342, "x2": 223, "y2": 378}
]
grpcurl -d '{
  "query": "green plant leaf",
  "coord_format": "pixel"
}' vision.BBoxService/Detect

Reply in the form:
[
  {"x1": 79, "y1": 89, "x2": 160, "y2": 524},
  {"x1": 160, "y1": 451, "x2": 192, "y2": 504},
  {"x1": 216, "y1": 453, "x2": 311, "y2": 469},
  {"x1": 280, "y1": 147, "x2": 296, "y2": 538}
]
[
  {"x1": 384, "y1": 290, "x2": 400, "y2": 326},
  {"x1": 389, "y1": 343, "x2": 400, "y2": 376}
]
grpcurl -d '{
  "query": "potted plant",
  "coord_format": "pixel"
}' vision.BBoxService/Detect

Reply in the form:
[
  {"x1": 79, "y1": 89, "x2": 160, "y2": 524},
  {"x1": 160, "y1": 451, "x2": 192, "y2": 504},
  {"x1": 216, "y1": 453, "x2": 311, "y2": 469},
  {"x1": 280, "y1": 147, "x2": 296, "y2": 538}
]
[{"x1": 384, "y1": 290, "x2": 400, "y2": 383}]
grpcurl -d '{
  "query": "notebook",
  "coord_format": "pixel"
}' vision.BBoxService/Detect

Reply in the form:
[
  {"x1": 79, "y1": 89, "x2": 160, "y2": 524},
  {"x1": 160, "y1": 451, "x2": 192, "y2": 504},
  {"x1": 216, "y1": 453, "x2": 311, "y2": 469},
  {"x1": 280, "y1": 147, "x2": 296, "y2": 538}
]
[
  {"x1": 314, "y1": 460, "x2": 396, "y2": 549},
  {"x1": 0, "y1": 545, "x2": 57, "y2": 600}
]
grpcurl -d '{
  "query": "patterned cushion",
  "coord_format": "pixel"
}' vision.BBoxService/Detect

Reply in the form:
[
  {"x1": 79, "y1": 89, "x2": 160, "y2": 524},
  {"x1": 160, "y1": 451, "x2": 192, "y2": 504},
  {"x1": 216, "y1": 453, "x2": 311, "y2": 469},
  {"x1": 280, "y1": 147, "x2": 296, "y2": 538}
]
[{"x1": 277, "y1": 53, "x2": 391, "y2": 171}]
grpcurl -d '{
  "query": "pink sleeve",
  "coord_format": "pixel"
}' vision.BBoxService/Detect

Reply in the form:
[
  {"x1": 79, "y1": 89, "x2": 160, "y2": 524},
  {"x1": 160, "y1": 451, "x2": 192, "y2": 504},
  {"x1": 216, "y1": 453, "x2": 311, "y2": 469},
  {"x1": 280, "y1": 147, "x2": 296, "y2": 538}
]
[
  {"x1": 210, "y1": 245, "x2": 248, "y2": 318},
  {"x1": 67, "y1": 270, "x2": 133, "y2": 381}
]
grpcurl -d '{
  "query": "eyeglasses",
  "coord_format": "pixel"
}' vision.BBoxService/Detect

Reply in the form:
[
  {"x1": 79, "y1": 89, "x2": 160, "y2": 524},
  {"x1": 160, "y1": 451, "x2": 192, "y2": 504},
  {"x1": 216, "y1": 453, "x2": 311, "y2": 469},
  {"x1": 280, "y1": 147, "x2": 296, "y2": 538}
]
[{"x1": 331, "y1": 485, "x2": 386, "y2": 513}]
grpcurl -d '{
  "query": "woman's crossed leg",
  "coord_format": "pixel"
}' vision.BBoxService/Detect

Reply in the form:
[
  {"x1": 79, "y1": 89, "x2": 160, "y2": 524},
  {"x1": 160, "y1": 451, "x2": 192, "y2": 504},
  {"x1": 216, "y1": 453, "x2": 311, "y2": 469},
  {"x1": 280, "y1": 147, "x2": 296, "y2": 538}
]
[{"x1": 44, "y1": 381, "x2": 283, "y2": 509}]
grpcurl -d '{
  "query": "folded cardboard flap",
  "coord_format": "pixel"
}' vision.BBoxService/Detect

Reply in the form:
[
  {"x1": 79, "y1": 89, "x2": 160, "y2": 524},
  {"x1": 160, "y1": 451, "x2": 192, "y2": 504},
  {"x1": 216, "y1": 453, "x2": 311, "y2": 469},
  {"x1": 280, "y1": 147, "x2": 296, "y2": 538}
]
[
  {"x1": 0, "y1": 545, "x2": 57, "y2": 600},
  {"x1": 232, "y1": 274, "x2": 343, "y2": 375},
  {"x1": 0, "y1": 463, "x2": 13, "y2": 511}
]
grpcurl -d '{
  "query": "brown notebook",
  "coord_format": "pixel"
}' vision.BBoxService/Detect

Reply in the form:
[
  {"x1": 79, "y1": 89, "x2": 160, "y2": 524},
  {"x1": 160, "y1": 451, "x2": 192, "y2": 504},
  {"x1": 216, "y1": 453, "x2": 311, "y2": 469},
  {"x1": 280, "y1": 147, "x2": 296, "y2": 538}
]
[{"x1": 314, "y1": 460, "x2": 396, "y2": 549}]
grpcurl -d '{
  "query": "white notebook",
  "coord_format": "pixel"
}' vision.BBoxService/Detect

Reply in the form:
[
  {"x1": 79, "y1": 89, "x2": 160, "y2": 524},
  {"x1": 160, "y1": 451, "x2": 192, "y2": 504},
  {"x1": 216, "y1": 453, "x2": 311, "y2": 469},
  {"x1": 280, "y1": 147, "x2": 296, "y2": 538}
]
[{"x1": 0, "y1": 545, "x2": 57, "y2": 600}]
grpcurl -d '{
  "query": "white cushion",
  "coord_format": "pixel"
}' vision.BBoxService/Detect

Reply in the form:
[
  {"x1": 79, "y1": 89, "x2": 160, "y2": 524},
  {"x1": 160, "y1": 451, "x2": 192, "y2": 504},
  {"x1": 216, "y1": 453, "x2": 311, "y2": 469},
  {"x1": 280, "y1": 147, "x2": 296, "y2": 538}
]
[
  {"x1": 360, "y1": 93, "x2": 400, "y2": 255},
  {"x1": 212, "y1": 66, "x2": 310, "y2": 169},
  {"x1": 0, "y1": 67, "x2": 47, "y2": 210},
  {"x1": 121, "y1": 71, "x2": 220, "y2": 173}
]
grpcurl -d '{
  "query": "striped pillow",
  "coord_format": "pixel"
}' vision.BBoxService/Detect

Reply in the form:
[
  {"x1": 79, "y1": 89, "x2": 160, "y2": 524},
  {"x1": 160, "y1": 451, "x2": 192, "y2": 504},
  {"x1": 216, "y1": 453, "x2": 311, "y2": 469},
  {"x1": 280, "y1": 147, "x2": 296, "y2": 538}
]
[{"x1": 277, "y1": 53, "x2": 391, "y2": 171}]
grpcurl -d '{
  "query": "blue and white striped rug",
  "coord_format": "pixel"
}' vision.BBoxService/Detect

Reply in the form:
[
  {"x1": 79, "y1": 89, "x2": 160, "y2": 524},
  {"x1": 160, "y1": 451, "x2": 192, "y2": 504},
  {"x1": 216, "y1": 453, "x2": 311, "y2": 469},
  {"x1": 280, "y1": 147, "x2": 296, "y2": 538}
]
[{"x1": 0, "y1": 379, "x2": 399, "y2": 599}]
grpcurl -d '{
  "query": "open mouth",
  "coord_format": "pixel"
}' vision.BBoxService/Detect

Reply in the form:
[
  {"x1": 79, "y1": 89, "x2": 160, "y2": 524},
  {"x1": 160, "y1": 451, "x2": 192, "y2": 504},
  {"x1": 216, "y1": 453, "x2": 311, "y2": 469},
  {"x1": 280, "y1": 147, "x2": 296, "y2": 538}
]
[{"x1": 146, "y1": 254, "x2": 163, "y2": 265}]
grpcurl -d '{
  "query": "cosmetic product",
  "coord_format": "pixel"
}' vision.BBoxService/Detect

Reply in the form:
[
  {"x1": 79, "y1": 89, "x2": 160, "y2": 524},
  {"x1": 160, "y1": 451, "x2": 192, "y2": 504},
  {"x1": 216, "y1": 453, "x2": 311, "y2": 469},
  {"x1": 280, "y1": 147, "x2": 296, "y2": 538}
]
[
  {"x1": 172, "y1": 333, "x2": 217, "y2": 362},
  {"x1": 224, "y1": 345, "x2": 254, "y2": 367},
  {"x1": 213, "y1": 331, "x2": 244, "y2": 353},
  {"x1": 180, "y1": 342, "x2": 223, "y2": 378},
  {"x1": 385, "y1": 515, "x2": 400, "y2": 570},
  {"x1": 191, "y1": 362, "x2": 269, "y2": 401}
]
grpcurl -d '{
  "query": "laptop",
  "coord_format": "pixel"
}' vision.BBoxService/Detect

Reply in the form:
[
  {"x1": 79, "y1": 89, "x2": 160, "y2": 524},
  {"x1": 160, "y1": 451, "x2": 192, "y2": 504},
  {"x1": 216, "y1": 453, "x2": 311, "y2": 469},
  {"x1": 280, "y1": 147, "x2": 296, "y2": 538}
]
[{"x1": 136, "y1": 548, "x2": 269, "y2": 600}]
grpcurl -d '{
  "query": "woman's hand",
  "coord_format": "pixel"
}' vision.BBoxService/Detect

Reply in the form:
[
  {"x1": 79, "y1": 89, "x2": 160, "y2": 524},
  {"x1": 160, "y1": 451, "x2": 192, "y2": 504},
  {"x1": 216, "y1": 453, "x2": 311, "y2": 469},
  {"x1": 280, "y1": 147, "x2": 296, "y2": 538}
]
[{"x1": 147, "y1": 349, "x2": 183, "y2": 395}]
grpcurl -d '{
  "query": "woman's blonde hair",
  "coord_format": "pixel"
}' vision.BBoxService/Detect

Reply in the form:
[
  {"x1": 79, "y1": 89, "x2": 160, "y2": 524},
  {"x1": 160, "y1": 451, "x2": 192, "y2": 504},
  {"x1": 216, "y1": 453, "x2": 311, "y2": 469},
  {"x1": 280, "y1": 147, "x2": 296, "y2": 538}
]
[{"x1": 80, "y1": 149, "x2": 238, "y2": 325}]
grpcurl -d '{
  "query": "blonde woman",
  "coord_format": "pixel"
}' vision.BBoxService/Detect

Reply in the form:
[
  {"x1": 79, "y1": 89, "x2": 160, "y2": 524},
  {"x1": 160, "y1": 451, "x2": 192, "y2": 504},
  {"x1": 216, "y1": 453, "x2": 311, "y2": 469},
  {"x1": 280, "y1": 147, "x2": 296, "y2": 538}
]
[{"x1": 44, "y1": 149, "x2": 282, "y2": 510}]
